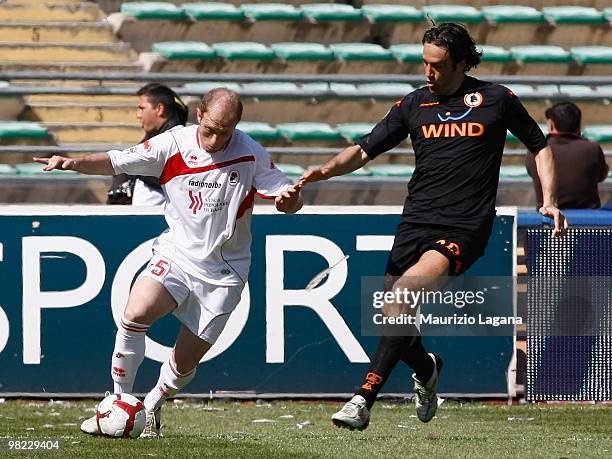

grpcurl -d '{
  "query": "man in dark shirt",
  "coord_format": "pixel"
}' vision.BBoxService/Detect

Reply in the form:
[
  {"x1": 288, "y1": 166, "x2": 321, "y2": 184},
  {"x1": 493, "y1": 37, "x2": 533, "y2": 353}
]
[
  {"x1": 526, "y1": 101, "x2": 609, "y2": 209},
  {"x1": 298, "y1": 22, "x2": 568, "y2": 431}
]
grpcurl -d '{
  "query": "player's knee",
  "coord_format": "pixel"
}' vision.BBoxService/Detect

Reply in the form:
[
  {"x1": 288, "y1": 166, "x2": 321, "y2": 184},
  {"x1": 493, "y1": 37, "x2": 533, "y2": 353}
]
[{"x1": 123, "y1": 306, "x2": 152, "y2": 326}]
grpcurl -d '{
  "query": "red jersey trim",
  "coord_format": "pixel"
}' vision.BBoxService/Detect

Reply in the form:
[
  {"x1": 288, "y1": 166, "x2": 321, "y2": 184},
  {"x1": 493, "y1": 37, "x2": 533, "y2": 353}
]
[
  {"x1": 237, "y1": 187, "x2": 257, "y2": 219},
  {"x1": 256, "y1": 192, "x2": 277, "y2": 200},
  {"x1": 160, "y1": 153, "x2": 255, "y2": 185}
]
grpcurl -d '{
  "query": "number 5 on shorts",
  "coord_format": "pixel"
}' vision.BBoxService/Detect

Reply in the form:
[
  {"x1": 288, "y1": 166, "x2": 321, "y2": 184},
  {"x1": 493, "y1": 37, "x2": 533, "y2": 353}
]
[{"x1": 149, "y1": 258, "x2": 170, "y2": 279}]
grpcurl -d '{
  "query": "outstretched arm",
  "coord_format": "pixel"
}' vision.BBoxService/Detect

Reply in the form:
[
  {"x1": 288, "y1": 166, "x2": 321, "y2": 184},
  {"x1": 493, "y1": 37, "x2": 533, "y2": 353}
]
[
  {"x1": 298, "y1": 145, "x2": 370, "y2": 186},
  {"x1": 33, "y1": 153, "x2": 115, "y2": 176},
  {"x1": 533, "y1": 145, "x2": 568, "y2": 238}
]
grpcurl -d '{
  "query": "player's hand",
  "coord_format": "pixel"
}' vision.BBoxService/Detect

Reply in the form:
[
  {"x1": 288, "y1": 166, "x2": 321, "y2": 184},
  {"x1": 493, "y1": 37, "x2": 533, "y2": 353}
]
[
  {"x1": 298, "y1": 167, "x2": 331, "y2": 187},
  {"x1": 275, "y1": 184, "x2": 303, "y2": 214},
  {"x1": 33, "y1": 155, "x2": 76, "y2": 172},
  {"x1": 539, "y1": 205, "x2": 569, "y2": 238}
]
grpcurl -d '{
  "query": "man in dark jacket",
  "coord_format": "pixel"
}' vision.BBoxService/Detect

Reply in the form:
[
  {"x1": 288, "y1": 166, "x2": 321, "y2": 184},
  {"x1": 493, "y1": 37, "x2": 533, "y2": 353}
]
[
  {"x1": 527, "y1": 101, "x2": 609, "y2": 209},
  {"x1": 107, "y1": 83, "x2": 188, "y2": 205}
]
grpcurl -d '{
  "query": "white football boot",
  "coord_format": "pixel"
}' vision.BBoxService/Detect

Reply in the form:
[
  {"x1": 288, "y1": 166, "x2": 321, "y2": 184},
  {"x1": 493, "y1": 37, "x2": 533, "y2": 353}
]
[
  {"x1": 140, "y1": 408, "x2": 162, "y2": 438},
  {"x1": 331, "y1": 395, "x2": 370, "y2": 431},
  {"x1": 412, "y1": 353, "x2": 443, "y2": 423},
  {"x1": 80, "y1": 392, "x2": 111, "y2": 435}
]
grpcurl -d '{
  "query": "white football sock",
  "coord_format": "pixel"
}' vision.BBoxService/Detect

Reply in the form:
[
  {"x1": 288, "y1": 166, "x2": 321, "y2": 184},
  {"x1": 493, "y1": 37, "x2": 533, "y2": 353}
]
[
  {"x1": 111, "y1": 317, "x2": 148, "y2": 394},
  {"x1": 144, "y1": 357, "x2": 196, "y2": 412}
]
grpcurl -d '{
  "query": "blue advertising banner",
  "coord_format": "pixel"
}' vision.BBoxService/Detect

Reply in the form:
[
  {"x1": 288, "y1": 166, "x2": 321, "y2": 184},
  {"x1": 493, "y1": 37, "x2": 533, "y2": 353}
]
[{"x1": 0, "y1": 206, "x2": 515, "y2": 397}]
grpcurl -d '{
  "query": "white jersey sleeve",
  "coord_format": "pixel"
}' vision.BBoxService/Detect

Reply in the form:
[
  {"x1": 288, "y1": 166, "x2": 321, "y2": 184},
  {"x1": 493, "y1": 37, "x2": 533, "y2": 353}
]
[
  {"x1": 108, "y1": 131, "x2": 177, "y2": 178},
  {"x1": 252, "y1": 144, "x2": 293, "y2": 197}
]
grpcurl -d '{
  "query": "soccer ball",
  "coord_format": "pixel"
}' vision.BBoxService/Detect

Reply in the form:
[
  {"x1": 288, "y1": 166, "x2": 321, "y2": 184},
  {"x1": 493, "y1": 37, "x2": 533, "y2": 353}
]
[{"x1": 96, "y1": 393, "x2": 146, "y2": 438}]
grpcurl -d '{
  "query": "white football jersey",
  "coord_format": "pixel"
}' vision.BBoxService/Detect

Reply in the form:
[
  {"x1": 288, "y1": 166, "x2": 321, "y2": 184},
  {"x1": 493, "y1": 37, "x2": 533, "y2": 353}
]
[{"x1": 108, "y1": 125, "x2": 293, "y2": 286}]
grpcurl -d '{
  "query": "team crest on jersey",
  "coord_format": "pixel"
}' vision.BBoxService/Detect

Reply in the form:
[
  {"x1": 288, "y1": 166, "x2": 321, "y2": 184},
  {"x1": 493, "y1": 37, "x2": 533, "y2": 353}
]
[
  {"x1": 229, "y1": 170, "x2": 240, "y2": 186},
  {"x1": 464, "y1": 92, "x2": 483, "y2": 108}
]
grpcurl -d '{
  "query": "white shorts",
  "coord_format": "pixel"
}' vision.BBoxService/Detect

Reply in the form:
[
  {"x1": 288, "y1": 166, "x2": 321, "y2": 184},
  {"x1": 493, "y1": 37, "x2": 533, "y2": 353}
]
[{"x1": 139, "y1": 254, "x2": 243, "y2": 344}]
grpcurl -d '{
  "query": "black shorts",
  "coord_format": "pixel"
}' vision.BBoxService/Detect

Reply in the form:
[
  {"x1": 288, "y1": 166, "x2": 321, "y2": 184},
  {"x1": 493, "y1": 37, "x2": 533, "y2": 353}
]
[{"x1": 386, "y1": 219, "x2": 494, "y2": 276}]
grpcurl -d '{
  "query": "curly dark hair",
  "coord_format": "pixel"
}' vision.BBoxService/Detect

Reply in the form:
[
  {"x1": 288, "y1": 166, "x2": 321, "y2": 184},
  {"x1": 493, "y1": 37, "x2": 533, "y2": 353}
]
[{"x1": 422, "y1": 22, "x2": 482, "y2": 72}]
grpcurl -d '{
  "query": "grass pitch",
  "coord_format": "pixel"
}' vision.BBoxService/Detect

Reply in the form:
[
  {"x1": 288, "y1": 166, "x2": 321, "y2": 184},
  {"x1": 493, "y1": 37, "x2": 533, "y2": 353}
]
[{"x1": 1, "y1": 399, "x2": 611, "y2": 458}]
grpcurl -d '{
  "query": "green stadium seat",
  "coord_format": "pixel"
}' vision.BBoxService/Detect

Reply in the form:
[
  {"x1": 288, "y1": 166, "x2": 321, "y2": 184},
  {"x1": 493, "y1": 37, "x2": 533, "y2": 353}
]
[
  {"x1": 504, "y1": 84, "x2": 536, "y2": 97},
  {"x1": 241, "y1": 3, "x2": 303, "y2": 21},
  {"x1": 237, "y1": 122, "x2": 280, "y2": 141},
  {"x1": 183, "y1": 2, "x2": 244, "y2": 21},
  {"x1": 499, "y1": 165, "x2": 529, "y2": 180},
  {"x1": 329, "y1": 83, "x2": 360, "y2": 97},
  {"x1": 277, "y1": 122, "x2": 341, "y2": 141},
  {"x1": 583, "y1": 125, "x2": 612, "y2": 143},
  {"x1": 270, "y1": 43, "x2": 334, "y2": 61},
  {"x1": 337, "y1": 123, "x2": 374, "y2": 142},
  {"x1": 183, "y1": 81, "x2": 242, "y2": 92},
  {"x1": 542, "y1": 6, "x2": 604, "y2": 24},
  {"x1": 510, "y1": 46, "x2": 571, "y2": 63},
  {"x1": 421, "y1": 5, "x2": 483, "y2": 24},
  {"x1": 361, "y1": 5, "x2": 422, "y2": 23},
  {"x1": 595, "y1": 85, "x2": 612, "y2": 95},
  {"x1": 605, "y1": 8, "x2": 612, "y2": 22},
  {"x1": 330, "y1": 43, "x2": 392, "y2": 61},
  {"x1": 15, "y1": 162, "x2": 77, "y2": 175},
  {"x1": 479, "y1": 45, "x2": 512, "y2": 63},
  {"x1": 120, "y1": 2, "x2": 187, "y2": 20},
  {"x1": 241, "y1": 81, "x2": 299, "y2": 97},
  {"x1": 0, "y1": 121, "x2": 48, "y2": 139},
  {"x1": 301, "y1": 4, "x2": 363, "y2": 22},
  {"x1": 571, "y1": 46, "x2": 612, "y2": 64},
  {"x1": 152, "y1": 41, "x2": 216, "y2": 59},
  {"x1": 356, "y1": 83, "x2": 414, "y2": 98},
  {"x1": 368, "y1": 164, "x2": 415, "y2": 178},
  {"x1": 536, "y1": 85, "x2": 595, "y2": 98},
  {"x1": 346, "y1": 167, "x2": 373, "y2": 177},
  {"x1": 213, "y1": 42, "x2": 275, "y2": 60},
  {"x1": 390, "y1": 44, "x2": 422, "y2": 63},
  {"x1": 482, "y1": 5, "x2": 544, "y2": 24},
  {"x1": 274, "y1": 163, "x2": 305, "y2": 177},
  {"x1": 0, "y1": 164, "x2": 16, "y2": 175},
  {"x1": 299, "y1": 82, "x2": 332, "y2": 94}
]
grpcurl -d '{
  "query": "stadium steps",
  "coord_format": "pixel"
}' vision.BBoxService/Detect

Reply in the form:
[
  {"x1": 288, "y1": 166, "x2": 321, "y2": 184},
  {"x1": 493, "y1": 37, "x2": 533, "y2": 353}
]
[
  {"x1": 22, "y1": 102, "x2": 137, "y2": 123},
  {"x1": 42, "y1": 122, "x2": 143, "y2": 144},
  {"x1": 0, "y1": 42, "x2": 136, "y2": 62},
  {"x1": 0, "y1": 21, "x2": 115, "y2": 43},
  {"x1": 0, "y1": 2, "x2": 103, "y2": 22}
]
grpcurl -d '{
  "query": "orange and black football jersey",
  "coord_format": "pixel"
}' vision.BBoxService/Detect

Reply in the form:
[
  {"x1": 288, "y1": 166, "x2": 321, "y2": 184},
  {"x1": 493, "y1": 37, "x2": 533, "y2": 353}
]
[{"x1": 357, "y1": 76, "x2": 547, "y2": 231}]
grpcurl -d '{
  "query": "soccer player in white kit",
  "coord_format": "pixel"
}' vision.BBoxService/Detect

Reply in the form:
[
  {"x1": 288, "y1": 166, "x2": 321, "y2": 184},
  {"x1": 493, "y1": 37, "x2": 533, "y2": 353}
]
[{"x1": 34, "y1": 89, "x2": 303, "y2": 438}]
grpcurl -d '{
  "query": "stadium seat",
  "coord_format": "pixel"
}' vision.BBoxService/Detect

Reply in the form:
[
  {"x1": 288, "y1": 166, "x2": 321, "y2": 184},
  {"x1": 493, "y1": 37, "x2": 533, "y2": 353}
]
[
  {"x1": 0, "y1": 121, "x2": 48, "y2": 141},
  {"x1": 329, "y1": 42, "x2": 397, "y2": 73},
  {"x1": 510, "y1": 45, "x2": 571, "y2": 75},
  {"x1": 277, "y1": 122, "x2": 341, "y2": 143},
  {"x1": 0, "y1": 164, "x2": 16, "y2": 175},
  {"x1": 152, "y1": 41, "x2": 216, "y2": 59},
  {"x1": 213, "y1": 41, "x2": 275, "y2": 60},
  {"x1": 481, "y1": 6, "x2": 544, "y2": 47},
  {"x1": 478, "y1": 45, "x2": 513, "y2": 74},
  {"x1": 120, "y1": 2, "x2": 186, "y2": 20},
  {"x1": 499, "y1": 165, "x2": 529, "y2": 180},
  {"x1": 336, "y1": 123, "x2": 375, "y2": 142},
  {"x1": 583, "y1": 125, "x2": 612, "y2": 143},
  {"x1": 361, "y1": 4, "x2": 423, "y2": 46},
  {"x1": 542, "y1": 6, "x2": 607, "y2": 47},
  {"x1": 571, "y1": 46, "x2": 612, "y2": 75},
  {"x1": 241, "y1": 3, "x2": 302, "y2": 21},
  {"x1": 368, "y1": 164, "x2": 415, "y2": 178},
  {"x1": 15, "y1": 162, "x2": 77, "y2": 175},
  {"x1": 355, "y1": 83, "x2": 414, "y2": 99},
  {"x1": 236, "y1": 121, "x2": 280, "y2": 142},
  {"x1": 346, "y1": 167, "x2": 373, "y2": 177},
  {"x1": 300, "y1": 4, "x2": 363, "y2": 22},
  {"x1": 389, "y1": 43, "x2": 422, "y2": 73},
  {"x1": 273, "y1": 163, "x2": 305, "y2": 177},
  {"x1": 270, "y1": 42, "x2": 334, "y2": 61},
  {"x1": 183, "y1": 2, "x2": 244, "y2": 20}
]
